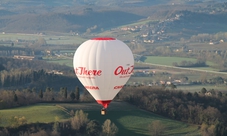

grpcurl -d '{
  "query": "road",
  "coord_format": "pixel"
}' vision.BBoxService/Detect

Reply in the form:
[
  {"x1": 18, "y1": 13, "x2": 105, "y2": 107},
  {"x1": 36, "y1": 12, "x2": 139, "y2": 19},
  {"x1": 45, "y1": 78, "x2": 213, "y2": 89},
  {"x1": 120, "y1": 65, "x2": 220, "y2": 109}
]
[{"x1": 141, "y1": 62, "x2": 227, "y2": 75}]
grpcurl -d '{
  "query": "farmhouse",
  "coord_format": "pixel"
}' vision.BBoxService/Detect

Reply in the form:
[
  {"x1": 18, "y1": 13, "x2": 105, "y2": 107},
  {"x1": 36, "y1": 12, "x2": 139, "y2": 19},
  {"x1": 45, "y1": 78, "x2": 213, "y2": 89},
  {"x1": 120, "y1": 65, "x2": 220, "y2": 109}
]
[
  {"x1": 48, "y1": 70, "x2": 63, "y2": 75},
  {"x1": 13, "y1": 55, "x2": 42, "y2": 60}
]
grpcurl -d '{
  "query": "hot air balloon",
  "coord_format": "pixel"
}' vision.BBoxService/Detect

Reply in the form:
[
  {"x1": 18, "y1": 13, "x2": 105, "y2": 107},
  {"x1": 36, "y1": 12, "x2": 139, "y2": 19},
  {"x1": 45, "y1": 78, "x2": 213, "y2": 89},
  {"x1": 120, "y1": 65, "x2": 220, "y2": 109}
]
[{"x1": 73, "y1": 37, "x2": 134, "y2": 115}]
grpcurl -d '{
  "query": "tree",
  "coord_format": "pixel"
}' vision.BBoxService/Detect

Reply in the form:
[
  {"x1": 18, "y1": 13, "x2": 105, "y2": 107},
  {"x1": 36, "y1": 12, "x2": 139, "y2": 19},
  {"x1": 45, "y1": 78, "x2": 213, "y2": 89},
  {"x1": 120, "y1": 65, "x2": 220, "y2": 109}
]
[
  {"x1": 0, "y1": 128, "x2": 9, "y2": 136},
  {"x1": 39, "y1": 89, "x2": 43, "y2": 99},
  {"x1": 202, "y1": 106, "x2": 221, "y2": 125},
  {"x1": 200, "y1": 123, "x2": 215, "y2": 136},
  {"x1": 75, "y1": 86, "x2": 80, "y2": 101},
  {"x1": 215, "y1": 122, "x2": 227, "y2": 136},
  {"x1": 201, "y1": 88, "x2": 207, "y2": 94},
  {"x1": 71, "y1": 110, "x2": 89, "y2": 132},
  {"x1": 64, "y1": 88, "x2": 67, "y2": 99},
  {"x1": 52, "y1": 116, "x2": 60, "y2": 136},
  {"x1": 34, "y1": 37, "x2": 47, "y2": 47},
  {"x1": 86, "y1": 28, "x2": 91, "y2": 34},
  {"x1": 13, "y1": 93, "x2": 18, "y2": 102},
  {"x1": 0, "y1": 114, "x2": 2, "y2": 125},
  {"x1": 102, "y1": 119, "x2": 118, "y2": 136},
  {"x1": 148, "y1": 120, "x2": 166, "y2": 136},
  {"x1": 70, "y1": 110, "x2": 75, "y2": 116},
  {"x1": 44, "y1": 87, "x2": 54, "y2": 101},
  {"x1": 169, "y1": 83, "x2": 177, "y2": 89},
  {"x1": 193, "y1": 92, "x2": 199, "y2": 98},
  {"x1": 86, "y1": 120, "x2": 102, "y2": 136},
  {"x1": 217, "y1": 91, "x2": 222, "y2": 97},
  {"x1": 0, "y1": 64, "x2": 5, "y2": 71},
  {"x1": 81, "y1": 89, "x2": 93, "y2": 102},
  {"x1": 9, "y1": 116, "x2": 27, "y2": 128},
  {"x1": 172, "y1": 62, "x2": 178, "y2": 66},
  {"x1": 70, "y1": 92, "x2": 76, "y2": 101},
  {"x1": 59, "y1": 87, "x2": 67, "y2": 100}
]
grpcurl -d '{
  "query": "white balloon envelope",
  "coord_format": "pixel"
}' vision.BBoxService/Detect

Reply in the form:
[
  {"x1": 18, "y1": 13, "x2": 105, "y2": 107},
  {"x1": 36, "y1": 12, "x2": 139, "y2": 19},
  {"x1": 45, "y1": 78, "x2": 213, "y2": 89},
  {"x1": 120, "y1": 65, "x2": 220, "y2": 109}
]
[{"x1": 73, "y1": 37, "x2": 134, "y2": 108}]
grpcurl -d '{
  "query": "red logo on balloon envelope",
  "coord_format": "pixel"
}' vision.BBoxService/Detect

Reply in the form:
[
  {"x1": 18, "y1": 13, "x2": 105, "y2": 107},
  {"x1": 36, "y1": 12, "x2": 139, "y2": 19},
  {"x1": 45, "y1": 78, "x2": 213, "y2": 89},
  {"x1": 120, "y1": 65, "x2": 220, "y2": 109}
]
[
  {"x1": 114, "y1": 65, "x2": 134, "y2": 78},
  {"x1": 75, "y1": 67, "x2": 102, "y2": 79},
  {"x1": 114, "y1": 85, "x2": 124, "y2": 89},
  {"x1": 85, "y1": 86, "x2": 99, "y2": 90}
]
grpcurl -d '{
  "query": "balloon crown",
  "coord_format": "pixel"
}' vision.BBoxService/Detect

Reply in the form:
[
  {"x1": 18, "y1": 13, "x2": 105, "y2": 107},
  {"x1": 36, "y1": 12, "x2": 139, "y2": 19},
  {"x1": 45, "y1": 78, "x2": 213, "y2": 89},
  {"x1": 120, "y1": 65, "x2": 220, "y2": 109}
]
[{"x1": 91, "y1": 37, "x2": 116, "y2": 40}]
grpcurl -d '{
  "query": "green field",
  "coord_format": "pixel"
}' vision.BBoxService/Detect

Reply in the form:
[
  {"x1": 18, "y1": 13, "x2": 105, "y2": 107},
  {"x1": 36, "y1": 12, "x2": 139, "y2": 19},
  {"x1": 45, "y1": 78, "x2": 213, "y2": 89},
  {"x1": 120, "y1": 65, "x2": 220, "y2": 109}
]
[
  {"x1": 177, "y1": 84, "x2": 227, "y2": 92},
  {"x1": 0, "y1": 104, "x2": 70, "y2": 126},
  {"x1": 46, "y1": 36, "x2": 85, "y2": 45},
  {"x1": 144, "y1": 56, "x2": 215, "y2": 69},
  {"x1": 145, "y1": 56, "x2": 197, "y2": 66},
  {"x1": 47, "y1": 55, "x2": 217, "y2": 71},
  {"x1": 0, "y1": 33, "x2": 86, "y2": 45},
  {"x1": 45, "y1": 58, "x2": 73, "y2": 67},
  {"x1": 0, "y1": 102, "x2": 201, "y2": 136}
]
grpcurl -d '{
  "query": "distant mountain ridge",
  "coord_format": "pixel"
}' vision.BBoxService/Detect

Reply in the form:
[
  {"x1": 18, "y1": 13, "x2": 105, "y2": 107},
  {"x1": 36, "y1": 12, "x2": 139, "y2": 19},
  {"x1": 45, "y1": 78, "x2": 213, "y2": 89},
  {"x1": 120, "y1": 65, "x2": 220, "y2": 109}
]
[
  {"x1": 0, "y1": 0, "x2": 226, "y2": 33},
  {"x1": 0, "y1": 10, "x2": 144, "y2": 33},
  {"x1": 0, "y1": 0, "x2": 169, "y2": 7},
  {"x1": 1, "y1": 0, "x2": 226, "y2": 7}
]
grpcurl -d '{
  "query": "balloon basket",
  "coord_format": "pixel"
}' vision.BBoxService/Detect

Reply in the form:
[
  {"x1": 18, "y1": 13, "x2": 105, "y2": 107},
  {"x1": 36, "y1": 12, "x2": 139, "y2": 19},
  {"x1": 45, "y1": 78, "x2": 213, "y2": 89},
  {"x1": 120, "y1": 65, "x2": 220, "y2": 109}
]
[{"x1": 101, "y1": 108, "x2": 107, "y2": 115}]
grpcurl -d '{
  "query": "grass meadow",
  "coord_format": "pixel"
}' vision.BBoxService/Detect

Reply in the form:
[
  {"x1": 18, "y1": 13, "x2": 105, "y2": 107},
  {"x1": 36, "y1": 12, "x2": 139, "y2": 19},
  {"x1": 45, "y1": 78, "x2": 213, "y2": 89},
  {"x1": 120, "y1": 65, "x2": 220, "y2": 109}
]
[
  {"x1": 0, "y1": 33, "x2": 86, "y2": 46},
  {"x1": 0, "y1": 102, "x2": 201, "y2": 136},
  {"x1": 45, "y1": 58, "x2": 73, "y2": 67},
  {"x1": 177, "y1": 84, "x2": 227, "y2": 92},
  {"x1": 46, "y1": 55, "x2": 218, "y2": 72},
  {"x1": 145, "y1": 56, "x2": 197, "y2": 66},
  {"x1": 144, "y1": 56, "x2": 217, "y2": 71},
  {"x1": 0, "y1": 103, "x2": 70, "y2": 126}
]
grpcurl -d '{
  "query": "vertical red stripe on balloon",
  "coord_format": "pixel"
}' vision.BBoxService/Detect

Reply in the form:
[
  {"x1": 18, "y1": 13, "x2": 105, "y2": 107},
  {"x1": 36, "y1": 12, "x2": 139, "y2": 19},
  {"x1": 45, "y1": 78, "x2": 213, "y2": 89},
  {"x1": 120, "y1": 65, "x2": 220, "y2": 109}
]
[{"x1": 96, "y1": 100, "x2": 112, "y2": 108}]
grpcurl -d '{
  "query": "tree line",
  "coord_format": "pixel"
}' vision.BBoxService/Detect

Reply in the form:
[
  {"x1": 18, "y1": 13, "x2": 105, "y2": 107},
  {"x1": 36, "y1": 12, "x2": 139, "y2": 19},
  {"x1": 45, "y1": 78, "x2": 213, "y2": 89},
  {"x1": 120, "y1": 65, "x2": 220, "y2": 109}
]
[
  {"x1": 0, "y1": 86, "x2": 83, "y2": 109},
  {"x1": 118, "y1": 86, "x2": 227, "y2": 136},
  {"x1": 190, "y1": 32, "x2": 227, "y2": 43},
  {"x1": 0, "y1": 57, "x2": 81, "y2": 91},
  {"x1": 0, "y1": 57, "x2": 71, "y2": 72},
  {"x1": 0, "y1": 68, "x2": 80, "y2": 89},
  {"x1": 0, "y1": 46, "x2": 38, "y2": 57},
  {"x1": 172, "y1": 58, "x2": 207, "y2": 67}
]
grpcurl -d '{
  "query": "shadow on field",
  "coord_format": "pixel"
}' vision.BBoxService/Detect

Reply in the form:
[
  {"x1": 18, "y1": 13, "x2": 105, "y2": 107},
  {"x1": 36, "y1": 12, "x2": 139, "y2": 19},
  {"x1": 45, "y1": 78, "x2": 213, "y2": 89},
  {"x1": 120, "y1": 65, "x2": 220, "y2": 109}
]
[{"x1": 59, "y1": 101, "x2": 150, "y2": 136}]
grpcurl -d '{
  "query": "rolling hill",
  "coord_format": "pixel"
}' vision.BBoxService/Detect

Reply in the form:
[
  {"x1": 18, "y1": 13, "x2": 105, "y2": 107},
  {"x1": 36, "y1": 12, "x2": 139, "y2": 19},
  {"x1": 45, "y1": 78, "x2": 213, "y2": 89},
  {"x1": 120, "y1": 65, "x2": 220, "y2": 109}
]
[
  {"x1": 0, "y1": 0, "x2": 226, "y2": 34},
  {"x1": 0, "y1": 10, "x2": 144, "y2": 33}
]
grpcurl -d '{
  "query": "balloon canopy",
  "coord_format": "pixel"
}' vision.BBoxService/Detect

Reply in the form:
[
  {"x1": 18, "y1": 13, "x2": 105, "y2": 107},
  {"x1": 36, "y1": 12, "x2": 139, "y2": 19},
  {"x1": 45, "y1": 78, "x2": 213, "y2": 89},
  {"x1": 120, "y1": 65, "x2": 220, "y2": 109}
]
[{"x1": 73, "y1": 37, "x2": 134, "y2": 108}]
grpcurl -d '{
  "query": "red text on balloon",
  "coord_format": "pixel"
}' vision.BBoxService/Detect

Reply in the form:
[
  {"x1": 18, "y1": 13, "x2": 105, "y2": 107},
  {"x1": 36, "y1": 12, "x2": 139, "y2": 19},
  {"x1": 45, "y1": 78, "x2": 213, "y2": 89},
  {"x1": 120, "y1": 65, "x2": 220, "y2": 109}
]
[
  {"x1": 75, "y1": 67, "x2": 102, "y2": 76},
  {"x1": 114, "y1": 65, "x2": 134, "y2": 76},
  {"x1": 114, "y1": 85, "x2": 124, "y2": 89},
  {"x1": 85, "y1": 86, "x2": 99, "y2": 90}
]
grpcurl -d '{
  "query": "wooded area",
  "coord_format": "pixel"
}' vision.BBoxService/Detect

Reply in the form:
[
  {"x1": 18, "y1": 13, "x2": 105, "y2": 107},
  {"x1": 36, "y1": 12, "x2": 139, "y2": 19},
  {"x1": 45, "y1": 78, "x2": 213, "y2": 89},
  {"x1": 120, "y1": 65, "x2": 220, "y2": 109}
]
[
  {"x1": 0, "y1": 85, "x2": 227, "y2": 135},
  {"x1": 119, "y1": 86, "x2": 227, "y2": 136}
]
